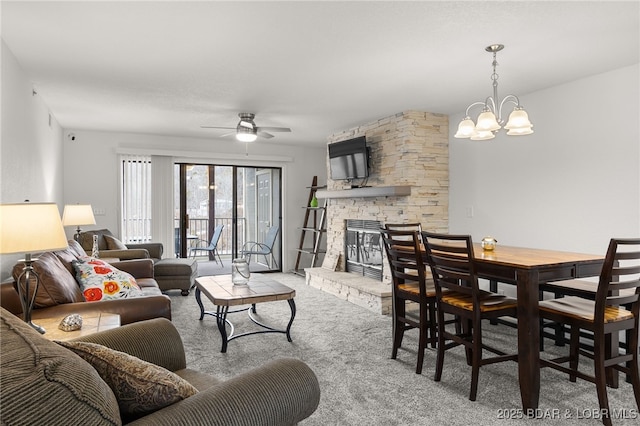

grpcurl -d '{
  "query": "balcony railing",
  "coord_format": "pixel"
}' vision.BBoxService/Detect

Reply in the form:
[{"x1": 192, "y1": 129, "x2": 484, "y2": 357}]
[{"x1": 175, "y1": 217, "x2": 246, "y2": 256}]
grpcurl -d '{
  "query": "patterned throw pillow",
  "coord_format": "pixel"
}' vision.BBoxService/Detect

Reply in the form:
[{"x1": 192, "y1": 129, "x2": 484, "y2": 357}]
[
  {"x1": 56, "y1": 340, "x2": 198, "y2": 421},
  {"x1": 73, "y1": 257, "x2": 143, "y2": 302}
]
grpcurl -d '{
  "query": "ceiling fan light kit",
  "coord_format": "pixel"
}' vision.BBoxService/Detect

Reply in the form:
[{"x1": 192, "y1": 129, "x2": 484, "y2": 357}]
[
  {"x1": 455, "y1": 44, "x2": 533, "y2": 141},
  {"x1": 201, "y1": 112, "x2": 291, "y2": 142}
]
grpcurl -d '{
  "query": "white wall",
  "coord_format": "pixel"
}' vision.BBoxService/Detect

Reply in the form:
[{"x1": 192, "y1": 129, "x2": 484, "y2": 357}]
[
  {"x1": 449, "y1": 64, "x2": 640, "y2": 255},
  {"x1": 62, "y1": 130, "x2": 327, "y2": 271},
  {"x1": 0, "y1": 41, "x2": 64, "y2": 280}
]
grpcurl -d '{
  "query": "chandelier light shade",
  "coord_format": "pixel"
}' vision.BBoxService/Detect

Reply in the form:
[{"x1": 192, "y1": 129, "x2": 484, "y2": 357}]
[
  {"x1": 0, "y1": 202, "x2": 68, "y2": 333},
  {"x1": 454, "y1": 44, "x2": 533, "y2": 141},
  {"x1": 62, "y1": 204, "x2": 96, "y2": 241}
]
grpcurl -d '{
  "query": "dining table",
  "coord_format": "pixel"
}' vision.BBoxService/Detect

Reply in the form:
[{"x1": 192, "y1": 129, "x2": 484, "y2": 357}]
[{"x1": 470, "y1": 243, "x2": 605, "y2": 412}]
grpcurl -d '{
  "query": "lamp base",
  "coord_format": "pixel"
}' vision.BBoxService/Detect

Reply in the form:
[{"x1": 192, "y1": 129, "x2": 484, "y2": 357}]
[{"x1": 27, "y1": 321, "x2": 46, "y2": 334}]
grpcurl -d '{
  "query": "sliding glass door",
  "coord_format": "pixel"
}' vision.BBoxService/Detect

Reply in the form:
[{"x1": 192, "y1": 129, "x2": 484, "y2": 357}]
[{"x1": 175, "y1": 163, "x2": 281, "y2": 272}]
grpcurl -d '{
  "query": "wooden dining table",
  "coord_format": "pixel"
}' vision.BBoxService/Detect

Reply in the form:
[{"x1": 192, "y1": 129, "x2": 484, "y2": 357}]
[{"x1": 470, "y1": 243, "x2": 605, "y2": 411}]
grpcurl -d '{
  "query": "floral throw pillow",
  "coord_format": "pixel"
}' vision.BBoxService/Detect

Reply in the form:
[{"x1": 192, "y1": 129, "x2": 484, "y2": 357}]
[{"x1": 73, "y1": 257, "x2": 143, "y2": 302}]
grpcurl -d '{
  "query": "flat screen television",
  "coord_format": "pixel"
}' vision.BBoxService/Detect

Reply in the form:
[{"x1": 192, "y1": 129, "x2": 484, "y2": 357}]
[{"x1": 328, "y1": 136, "x2": 369, "y2": 180}]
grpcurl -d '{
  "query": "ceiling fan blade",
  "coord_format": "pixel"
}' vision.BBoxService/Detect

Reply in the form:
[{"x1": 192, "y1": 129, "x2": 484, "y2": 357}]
[
  {"x1": 257, "y1": 131, "x2": 275, "y2": 139},
  {"x1": 257, "y1": 126, "x2": 291, "y2": 133},
  {"x1": 201, "y1": 126, "x2": 235, "y2": 130},
  {"x1": 219, "y1": 131, "x2": 236, "y2": 138}
]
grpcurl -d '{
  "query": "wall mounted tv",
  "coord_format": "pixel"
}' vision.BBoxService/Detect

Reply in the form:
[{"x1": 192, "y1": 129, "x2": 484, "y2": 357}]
[{"x1": 328, "y1": 136, "x2": 370, "y2": 180}]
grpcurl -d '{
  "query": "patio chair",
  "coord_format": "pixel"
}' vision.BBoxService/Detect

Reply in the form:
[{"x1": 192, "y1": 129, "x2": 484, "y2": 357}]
[
  {"x1": 189, "y1": 224, "x2": 224, "y2": 266},
  {"x1": 241, "y1": 225, "x2": 280, "y2": 269}
]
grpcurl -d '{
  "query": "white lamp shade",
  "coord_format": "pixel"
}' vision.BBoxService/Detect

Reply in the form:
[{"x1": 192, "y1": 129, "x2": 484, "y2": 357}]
[
  {"x1": 62, "y1": 204, "x2": 96, "y2": 226},
  {"x1": 454, "y1": 118, "x2": 476, "y2": 138},
  {"x1": 506, "y1": 127, "x2": 534, "y2": 136},
  {"x1": 504, "y1": 108, "x2": 533, "y2": 130},
  {"x1": 0, "y1": 203, "x2": 68, "y2": 254},
  {"x1": 470, "y1": 130, "x2": 496, "y2": 141},
  {"x1": 475, "y1": 111, "x2": 501, "y2": 132}
]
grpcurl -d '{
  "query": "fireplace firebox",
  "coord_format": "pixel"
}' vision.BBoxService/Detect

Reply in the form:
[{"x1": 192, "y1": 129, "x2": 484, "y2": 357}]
[{"x1": 344, "y1": 219, "x2": 383, "y2": 280}]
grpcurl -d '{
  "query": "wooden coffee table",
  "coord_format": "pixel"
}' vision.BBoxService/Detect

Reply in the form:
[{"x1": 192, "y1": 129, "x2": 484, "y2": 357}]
[{"x1": 195, "y1": 274, "x2": 296, "y2": 353}]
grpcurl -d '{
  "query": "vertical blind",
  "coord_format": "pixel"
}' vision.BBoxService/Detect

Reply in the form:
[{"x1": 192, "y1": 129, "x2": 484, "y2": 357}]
[{"x1": 120, "y1": 154, "x2": 152, "y2": 243}]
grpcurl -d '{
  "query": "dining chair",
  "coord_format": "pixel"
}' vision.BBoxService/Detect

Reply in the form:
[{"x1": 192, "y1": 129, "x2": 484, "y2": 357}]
[
  {"x1": 189, "y1": 224, "x2": 224, "y2": 265},
  {"x1": 422, "y1": 231, "x2": 518, "y2": 401},
  {"x1": 538, "y1": 238, "x2": 640, "y2": 426},
  {"x1": 241, "y1": 225, "x2": 280, "y2": 269},
  {"x1": 379, "y1": 229, "x2": 436, "y2": 374}
]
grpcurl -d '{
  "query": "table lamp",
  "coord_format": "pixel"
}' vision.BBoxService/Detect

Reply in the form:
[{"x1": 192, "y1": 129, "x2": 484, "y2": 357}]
[
  {"x1": 0, "y1": 202, "x2": 68, "y2": 333},
  {"x1": 62, "y1": 204, "x2": 96, "y2": 241}
]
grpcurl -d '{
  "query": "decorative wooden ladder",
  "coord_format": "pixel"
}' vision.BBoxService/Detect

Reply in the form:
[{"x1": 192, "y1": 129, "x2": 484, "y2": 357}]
[{"x1": 292, "y1": 176, "x2": 326, "y2": 276}]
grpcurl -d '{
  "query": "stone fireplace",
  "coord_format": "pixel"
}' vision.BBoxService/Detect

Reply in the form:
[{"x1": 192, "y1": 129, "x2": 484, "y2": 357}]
[{"x1": 305, "y1": 110, "x2": 449, "y2": 315}]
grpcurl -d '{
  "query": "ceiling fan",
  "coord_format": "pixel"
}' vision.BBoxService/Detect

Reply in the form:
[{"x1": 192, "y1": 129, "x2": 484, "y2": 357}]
[{"x1": 201, "y1": 113, "x2": 291, "y2": 142}]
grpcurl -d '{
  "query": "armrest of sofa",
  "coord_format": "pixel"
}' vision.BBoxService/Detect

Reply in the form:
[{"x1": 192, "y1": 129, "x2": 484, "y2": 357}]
[
  {"x1": 111, "y1": 259, "x2": 154, "y2": 278},
  {"x1": 95, "y1": 248, "x2": 150, "y2": 261},
  {"x1": 127, "y1": 358, "x2": 320, "y2": 426},
  {"x1": 126, "y1": 243, "x2": 163, "y2": 260},
  {"x1": 71, "y1": 318, "x2": 186, "y2": 371},
  {"x1": 0, "y1": 281, "x2": 22, "y2": 315}
]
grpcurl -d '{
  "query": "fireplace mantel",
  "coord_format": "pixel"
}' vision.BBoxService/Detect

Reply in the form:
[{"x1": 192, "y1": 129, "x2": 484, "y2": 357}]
[{"x1": 315, "y1": 185, "x2": 411, "y2": 199}]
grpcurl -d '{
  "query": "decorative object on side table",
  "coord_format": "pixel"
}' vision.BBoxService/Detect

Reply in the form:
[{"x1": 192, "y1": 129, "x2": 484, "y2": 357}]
[
  {"x1": 0, "y1": 202, "x2": 68, "y2": 333},
  {"x1": 91, "y1": 234, "x2": 100, "y2": 258},
  {"x1": 481, "y1": 236, "x2": 498, "y2": 251},
  {"x1": 59, "y1": 313, "x2": 83, "y2": 331},
  {"x1": 62, "y1": 204, "x2": 96, "y2": 241}
]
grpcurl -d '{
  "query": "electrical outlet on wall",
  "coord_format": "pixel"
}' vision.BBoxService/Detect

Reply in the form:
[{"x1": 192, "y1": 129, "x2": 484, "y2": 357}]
[{"x1": 466, "y1": 206, "x2": 474, "y2": 218}]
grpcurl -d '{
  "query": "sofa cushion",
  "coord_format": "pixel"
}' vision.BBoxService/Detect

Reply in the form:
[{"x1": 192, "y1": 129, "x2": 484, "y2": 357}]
[
  {"x1": 104, "y1": 235, "x2": 128, "y2": 250},
  {"x1": 73, "y1": 258, "x2": 143, "y2": 302},
  {"x1": 0, "y1": 307, "x2": 121, "y2": 425},
  {"x1": 12, "y1": 252, "x2": 85, "y2": 307},
  {"x1": 57, "y1": 340, "x2": 198, "y2": 421},
  {"x1": 54, "y1": 240, "x2": 86, "y2": 275}
]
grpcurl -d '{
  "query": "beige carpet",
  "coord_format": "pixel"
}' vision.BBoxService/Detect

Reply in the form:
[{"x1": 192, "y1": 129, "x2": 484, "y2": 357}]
[{"x1": 166, "y1": 273, "x2": 639, "y2": 425}]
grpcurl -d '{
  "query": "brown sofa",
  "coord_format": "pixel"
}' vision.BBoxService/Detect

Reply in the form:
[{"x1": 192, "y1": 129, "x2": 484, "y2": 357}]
[
  {"x1": 78, "y1": 229, "x2": 199, "y2": 296},
  {"x1": 78, "y1": 229, "x2": 164, "y2": 261},
  {"x1": 0, "y1": 240, "x2": 171, "y2": 325},
  {"x1": 0, "y1": 307, "x2": 321, "y2": 425}
]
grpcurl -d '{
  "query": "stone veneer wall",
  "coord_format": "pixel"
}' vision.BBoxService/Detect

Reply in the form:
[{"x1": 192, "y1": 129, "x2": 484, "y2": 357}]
[{"x1": 324, "y1": 110, "x2": 449, "y2": 285}]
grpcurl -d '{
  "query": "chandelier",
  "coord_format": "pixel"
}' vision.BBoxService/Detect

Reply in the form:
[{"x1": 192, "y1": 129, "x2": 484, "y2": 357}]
[{"x1": 454, "y1": 44, "x2": 533, "y2": 140}]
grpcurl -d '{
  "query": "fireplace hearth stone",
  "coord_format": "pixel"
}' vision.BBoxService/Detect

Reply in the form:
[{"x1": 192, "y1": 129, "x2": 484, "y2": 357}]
[{"x1": 305, "y1": 268, "x2": 391, "y2": 315}]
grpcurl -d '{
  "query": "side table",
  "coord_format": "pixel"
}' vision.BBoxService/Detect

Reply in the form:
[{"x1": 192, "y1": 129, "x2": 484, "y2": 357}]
[{"x1": 37, "y1": 313, "x2": 121, "y2": 341}]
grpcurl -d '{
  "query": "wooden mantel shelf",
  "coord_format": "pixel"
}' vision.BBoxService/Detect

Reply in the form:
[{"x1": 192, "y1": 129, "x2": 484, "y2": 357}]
[{"x1": 315, "y1": 186, "x2": 411, "y2": 199}]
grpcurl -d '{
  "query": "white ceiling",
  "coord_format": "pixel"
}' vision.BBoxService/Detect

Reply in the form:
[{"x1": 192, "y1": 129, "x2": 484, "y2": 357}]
[{"x1": 2, "y1": 1, "x2": 638, "y2": 148}]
